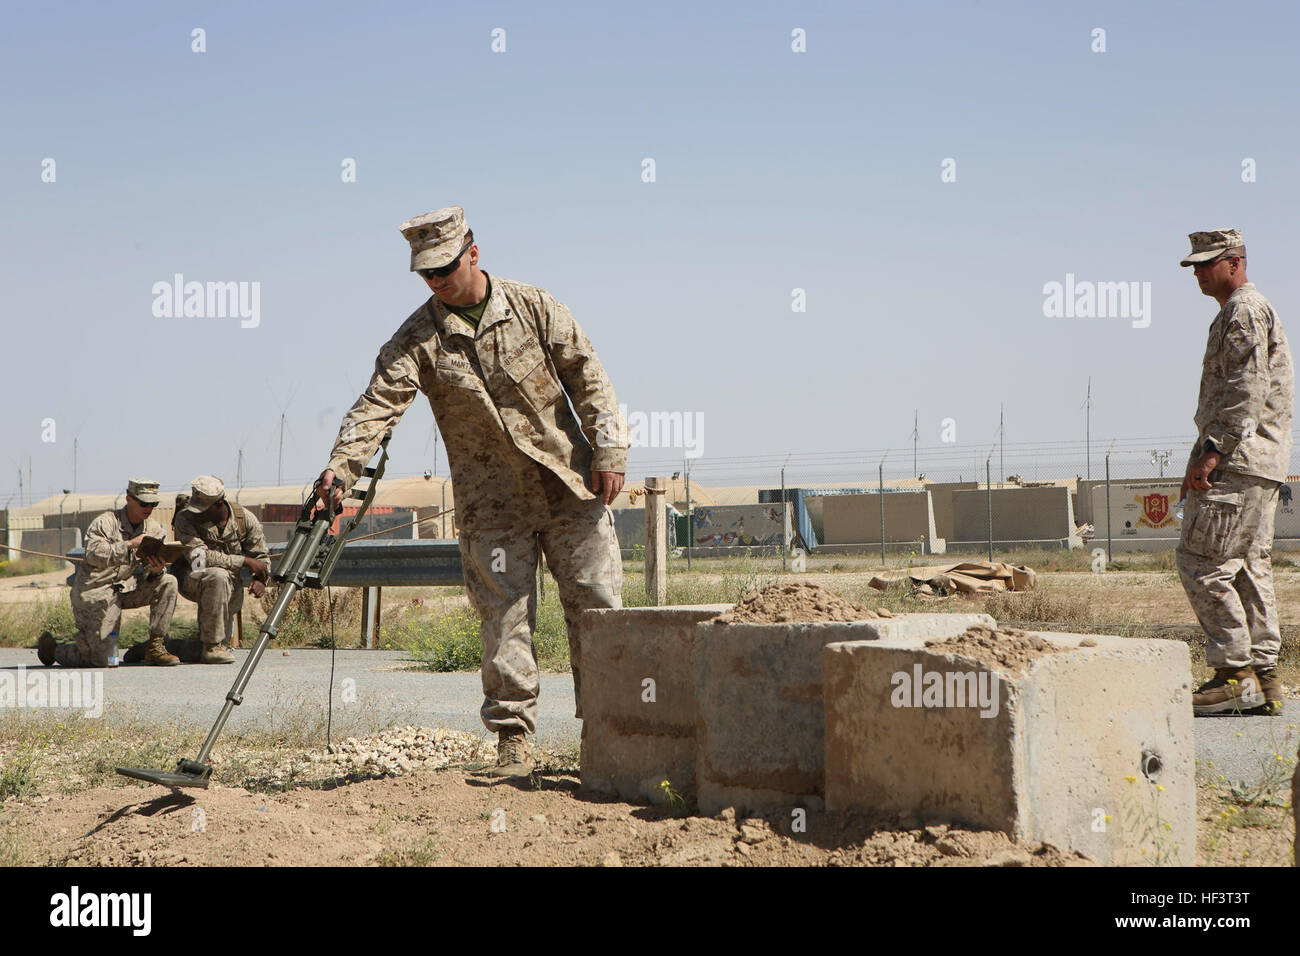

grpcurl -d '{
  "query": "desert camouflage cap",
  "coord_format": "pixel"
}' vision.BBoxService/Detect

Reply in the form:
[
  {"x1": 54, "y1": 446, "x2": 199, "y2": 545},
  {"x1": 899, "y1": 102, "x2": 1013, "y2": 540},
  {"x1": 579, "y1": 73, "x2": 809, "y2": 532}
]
[
  {"x1": 1180, "y1": 228, "x2": 1246, "y2": 267},
  {"x1": 185, "y1": 475, "x2": 225, "y2": 513},
  {"x1": 126, "y1": 478, "x2": 161, "y2": 504},
  {"x1": 400, "y1": 206, "x2": 469, "y2": 272}
]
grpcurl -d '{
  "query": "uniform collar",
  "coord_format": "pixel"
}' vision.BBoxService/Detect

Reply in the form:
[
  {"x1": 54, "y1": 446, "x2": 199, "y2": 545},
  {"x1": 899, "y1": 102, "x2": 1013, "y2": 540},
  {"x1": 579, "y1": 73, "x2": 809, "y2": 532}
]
[
  {"x1": 118, "y1": 506, "x2": 144, "y2": 534},
  {"x1": 428, "y1": 272, "x2": 514, "y2": 338}
]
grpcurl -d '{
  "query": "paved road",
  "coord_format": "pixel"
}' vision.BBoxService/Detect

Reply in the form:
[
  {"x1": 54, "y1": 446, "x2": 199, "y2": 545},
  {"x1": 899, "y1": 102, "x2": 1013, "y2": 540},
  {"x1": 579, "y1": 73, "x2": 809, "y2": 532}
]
[
  {"x1": 0, "y1": 648, "x2": 581, "y2": 748},
  {"x1": 1, "y1": 649, "x2": 1294, "y2": 788}
]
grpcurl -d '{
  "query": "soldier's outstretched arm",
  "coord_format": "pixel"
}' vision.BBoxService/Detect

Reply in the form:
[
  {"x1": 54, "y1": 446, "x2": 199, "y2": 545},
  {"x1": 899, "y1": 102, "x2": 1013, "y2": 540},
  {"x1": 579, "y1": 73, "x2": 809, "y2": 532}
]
[{"x1": 321, "y1": 336, "x2": 422, "y2": 499}]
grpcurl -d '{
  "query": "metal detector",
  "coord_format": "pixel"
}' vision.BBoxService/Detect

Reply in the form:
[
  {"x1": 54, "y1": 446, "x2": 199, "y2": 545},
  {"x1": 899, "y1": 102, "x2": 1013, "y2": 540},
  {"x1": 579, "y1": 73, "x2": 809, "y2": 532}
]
[{"x1": 117, "y1": 433, "x2": 392, "y2": 788}]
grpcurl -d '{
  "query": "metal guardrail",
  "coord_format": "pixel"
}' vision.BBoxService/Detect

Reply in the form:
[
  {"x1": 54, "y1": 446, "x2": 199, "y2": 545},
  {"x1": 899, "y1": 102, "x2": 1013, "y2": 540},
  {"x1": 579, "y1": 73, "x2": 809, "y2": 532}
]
[
  {"x1": 268, "y1": 537, "x2": 464, "y2": 587},
  {"x1": 66, "y1": 538, "x2": 466, "y2": 588},
  {"x1": 66, "y1": 539, "x2": 467, "y2": 648}
]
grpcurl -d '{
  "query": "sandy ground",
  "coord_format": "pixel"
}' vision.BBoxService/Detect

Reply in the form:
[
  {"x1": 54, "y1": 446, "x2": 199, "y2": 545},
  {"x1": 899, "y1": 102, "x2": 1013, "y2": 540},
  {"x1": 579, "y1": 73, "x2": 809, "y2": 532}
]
[
  {"x1": 5, "y1": 767, "x2": 1094, "y2": 868},
  {"x1": 2, "y1": 563, "x2": 1295, "y2": 867}
]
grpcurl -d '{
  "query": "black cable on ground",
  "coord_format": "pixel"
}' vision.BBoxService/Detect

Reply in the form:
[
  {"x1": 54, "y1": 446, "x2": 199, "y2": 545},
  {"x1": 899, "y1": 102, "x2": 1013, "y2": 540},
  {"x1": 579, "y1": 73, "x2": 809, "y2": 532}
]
[{"x1": 327, "y1": 586, "x2": 336, "y2": 749}]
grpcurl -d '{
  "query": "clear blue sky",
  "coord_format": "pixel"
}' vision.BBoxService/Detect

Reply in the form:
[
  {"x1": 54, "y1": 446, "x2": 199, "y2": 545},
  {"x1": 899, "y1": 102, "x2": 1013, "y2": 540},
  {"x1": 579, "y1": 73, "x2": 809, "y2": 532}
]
[{"x1": 3, "y1": 0, "x2": 1297, "y2": 502}]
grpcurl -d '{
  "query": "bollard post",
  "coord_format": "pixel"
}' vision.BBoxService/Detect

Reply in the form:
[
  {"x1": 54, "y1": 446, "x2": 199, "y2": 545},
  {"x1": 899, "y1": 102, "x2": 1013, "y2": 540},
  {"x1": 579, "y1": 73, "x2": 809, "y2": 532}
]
[
  {"x1": 361, "y1": 585, "x2": 379, "y2": 649},
  {"x1": 645, "y1": 477, "x2": 667, "y2": 605}
]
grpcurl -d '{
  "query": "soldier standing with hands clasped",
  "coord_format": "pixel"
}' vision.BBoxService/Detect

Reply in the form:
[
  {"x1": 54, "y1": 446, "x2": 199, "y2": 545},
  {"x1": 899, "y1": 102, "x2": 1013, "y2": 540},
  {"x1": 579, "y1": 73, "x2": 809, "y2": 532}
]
[{"x1": 1176, "y1": 229, "x2": 1293, "y2": 716}]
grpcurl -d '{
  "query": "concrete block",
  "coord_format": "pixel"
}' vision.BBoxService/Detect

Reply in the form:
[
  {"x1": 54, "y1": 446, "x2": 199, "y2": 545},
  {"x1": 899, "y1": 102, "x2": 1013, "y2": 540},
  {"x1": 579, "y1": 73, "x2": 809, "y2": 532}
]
[
  {"x1": 578, "y1": 605, "x2": 731, "y2": 802},
  {"x1": 823, "y1": 631, "x2": 1194, "y2": 865},
  {"x1": 694, "y1": 613, "x2": 995, "y2": 817}
]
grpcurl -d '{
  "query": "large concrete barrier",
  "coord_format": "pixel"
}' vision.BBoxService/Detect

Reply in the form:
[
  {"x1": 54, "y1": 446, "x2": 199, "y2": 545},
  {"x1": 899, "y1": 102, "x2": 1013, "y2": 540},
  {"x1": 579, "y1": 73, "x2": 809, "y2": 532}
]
[
  {"x1": 686, "y1": 504, "x2": 790, "y2": 553},
  {"x1": 1090, "y1": 479, "x2": 1300, "y2": 552},
  {"x1": 924, "y1": 482, "x2": 979, "y2": 543},
  {"x1": 579, "y1": 605, "x2": 732, "y2": 803},
  {"x1": 5, "y1": 527, "x2": 81, "y2": 566},
  {"x1": 817, "y1": 491, "x2": 944, "y2": 554},
  {"x1": 822, "y1": 631, "x2": 1195, "y2": 865},
  {"x1": 610, "y1": 505, "x2": 677, "y2": 557},
  {"x1": 951, "y1": 486, "x2": 1081, "y2": 550},
  {"x1": 693, "y1": 613, "x2": 993, "y2": 816},
  {"x1": 1089, "y1": 481, "x2": 1181, "y2": 553}
]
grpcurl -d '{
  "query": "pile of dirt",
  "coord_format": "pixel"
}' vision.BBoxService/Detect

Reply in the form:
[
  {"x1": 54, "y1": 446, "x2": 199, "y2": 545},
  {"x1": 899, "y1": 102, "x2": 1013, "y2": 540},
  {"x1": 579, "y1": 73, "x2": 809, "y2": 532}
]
[
  {"x1": 712, "y1": 583, "x2": 888, "y2": 625},
  {"x1": 924, "y1": 624, "x2": 1066, "y2": 676},
  {"x1": 5, "y1": 758, "x2": 1094, "y2": 868}
]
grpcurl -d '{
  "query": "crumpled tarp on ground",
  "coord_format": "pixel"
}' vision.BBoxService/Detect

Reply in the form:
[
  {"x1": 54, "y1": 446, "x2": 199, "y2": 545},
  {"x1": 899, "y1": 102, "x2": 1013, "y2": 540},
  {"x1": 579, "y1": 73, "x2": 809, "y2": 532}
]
[{"x1": 869, "y1": 561, "x2": 1037, "y2": 597}]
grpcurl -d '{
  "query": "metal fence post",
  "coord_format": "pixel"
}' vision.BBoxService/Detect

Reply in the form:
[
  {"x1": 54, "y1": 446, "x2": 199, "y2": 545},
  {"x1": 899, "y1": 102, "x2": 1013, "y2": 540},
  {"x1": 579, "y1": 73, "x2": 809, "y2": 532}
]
[
  {"x1": 1105, "y1": 452, "x2": 1113, "y2": 565},
  {"x1": 986, "y1": 458, "x2": 993, "y2": 562},
  {"x1": 878, "y1": 462, "x2": 886, "y2": 565},
  {"x1": 781, "y1": 461, "x2": 788, "y2": 572}
]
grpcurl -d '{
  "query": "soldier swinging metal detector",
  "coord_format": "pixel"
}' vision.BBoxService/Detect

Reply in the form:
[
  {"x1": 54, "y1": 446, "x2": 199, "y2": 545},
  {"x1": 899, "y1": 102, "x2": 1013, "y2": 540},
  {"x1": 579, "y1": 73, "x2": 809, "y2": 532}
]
[{"x1": 116, "y1": 433, "x2": 393, "y2": 788}]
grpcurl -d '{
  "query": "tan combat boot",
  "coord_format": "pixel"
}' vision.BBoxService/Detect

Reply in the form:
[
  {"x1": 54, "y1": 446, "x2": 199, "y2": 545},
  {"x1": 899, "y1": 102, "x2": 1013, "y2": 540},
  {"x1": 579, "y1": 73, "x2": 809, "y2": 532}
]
[
  {"x1": 199, "y1": 642, "x2": 236, "y2": 664},
  {"x1": 144, "y1": 633, "x2": 180, "y2": 667},
  {"x1": 486, "y1": 730, "x2": 534, "y2": 778},
  {"x1": 1248, "y1": 667, "x2": 1283, "y2": 716},
  {"x1": 1192, "y1": 666, "x2": 1265, "y2": 716}
]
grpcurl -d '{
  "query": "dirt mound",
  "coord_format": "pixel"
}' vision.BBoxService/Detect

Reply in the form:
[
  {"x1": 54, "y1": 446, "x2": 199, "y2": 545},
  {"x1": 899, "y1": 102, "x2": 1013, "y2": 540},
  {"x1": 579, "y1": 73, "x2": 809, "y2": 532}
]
[
  {"x1": 4, "y1": 756, "x2": 1092, "y2": 868},
  {"x1": 924, "y1": 624, "x2": 1065, "y2": 675},
  {"x1": 712, "y1": 583, "x2": 886, "y2": 625}
]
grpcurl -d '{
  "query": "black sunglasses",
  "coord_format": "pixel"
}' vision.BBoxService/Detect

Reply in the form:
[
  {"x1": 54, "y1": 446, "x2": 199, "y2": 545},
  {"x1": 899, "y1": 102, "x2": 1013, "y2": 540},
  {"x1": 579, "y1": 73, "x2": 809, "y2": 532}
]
[
  {"x1": 129, "y1": 495, "x2": 157, "y2": 509},
  {"x1": 419, "y1": 241, "x2": 472, "y2": 280}
]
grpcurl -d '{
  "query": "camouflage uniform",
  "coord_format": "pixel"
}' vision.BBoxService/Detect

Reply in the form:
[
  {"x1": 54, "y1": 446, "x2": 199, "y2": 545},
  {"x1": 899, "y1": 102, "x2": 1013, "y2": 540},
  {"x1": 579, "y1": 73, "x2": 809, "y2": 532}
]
[
  {"x1": 60, "y1": 507, "x2": 178, "y2": 667},
  {"x1": 173, "y1": 488, "x2": 269, "y2": 648},
  {"x1": 1177, "y1": 281, "x2": 1294, "y2": 670},
  {"x1": 328, "y1": 269, "x2": 628, "y2": 734}
]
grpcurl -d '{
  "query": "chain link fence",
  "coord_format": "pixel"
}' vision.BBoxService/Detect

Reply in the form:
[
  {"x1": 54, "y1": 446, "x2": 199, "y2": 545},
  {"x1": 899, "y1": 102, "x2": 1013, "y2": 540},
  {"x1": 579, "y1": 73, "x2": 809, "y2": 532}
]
[{"x1": 624, "y1": 435, "x2": 1300, "y2": 568}]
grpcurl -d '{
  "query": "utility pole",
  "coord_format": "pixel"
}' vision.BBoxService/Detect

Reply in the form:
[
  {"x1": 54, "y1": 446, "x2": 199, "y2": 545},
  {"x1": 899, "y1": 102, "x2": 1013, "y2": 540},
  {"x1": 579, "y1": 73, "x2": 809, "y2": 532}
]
[
  {"x1": 912, "y1": 410, "x2": 919, "y2": 479},
  {"x1": 237, "y1": 449, "x2": 244, "y2": 489},
  {"x1": 781, "y1": 455, "x2": 790, "y2": 572},
  {"x1": 878, "y1": 451, "x2": 888, "y2": 566},
  {"x1": 277, "y1": 413, "x2": 285, "y2": 486},
  {"x1": 73, "y1": 436, "x2": 78, "y2": 493},
  {"x1": 684, "y1": 456, "x2": 692, "y2": 572},
  {"x1": 999, "y1": 404, "x2": 1004, "y2": 485},
  {"x1": 1085, "y1": 378, "x2": 1092, "y2": 480}
]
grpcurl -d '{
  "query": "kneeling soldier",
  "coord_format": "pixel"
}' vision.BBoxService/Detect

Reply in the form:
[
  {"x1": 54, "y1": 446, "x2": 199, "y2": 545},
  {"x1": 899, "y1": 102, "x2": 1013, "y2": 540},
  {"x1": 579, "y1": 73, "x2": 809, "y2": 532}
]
[
  {"x1": 37, "y1": 478, "x2": 180, "y2": 667},
  {"x1": 172, "y1": 476, "x2": 270, "y2": 663}
]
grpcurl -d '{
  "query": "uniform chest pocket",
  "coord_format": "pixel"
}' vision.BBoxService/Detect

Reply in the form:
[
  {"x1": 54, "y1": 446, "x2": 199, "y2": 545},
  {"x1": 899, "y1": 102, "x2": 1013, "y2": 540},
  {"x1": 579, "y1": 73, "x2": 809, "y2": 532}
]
[
  {"x1": 434, "y1": 356, "x2": 486, "y2": 392},
  {"x1": 502, "y1": 338, "x2": 562, "y2": 411}
]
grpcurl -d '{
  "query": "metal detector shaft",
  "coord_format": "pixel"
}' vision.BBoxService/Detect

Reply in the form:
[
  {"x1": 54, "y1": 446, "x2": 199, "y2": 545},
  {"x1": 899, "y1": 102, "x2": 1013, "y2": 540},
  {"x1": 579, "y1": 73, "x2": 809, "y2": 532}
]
[
  {"x1": 117, "y1": 432, "x2": 392, "y2": 788},
  {"x1": 192, "y1": 577, "x2": 303, "y2": 767}
]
